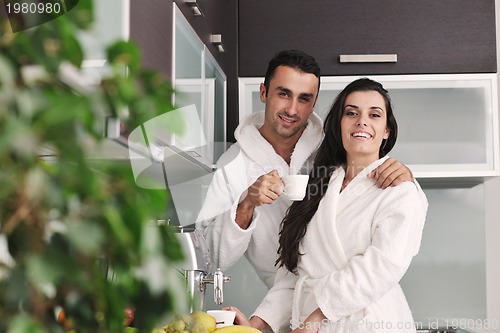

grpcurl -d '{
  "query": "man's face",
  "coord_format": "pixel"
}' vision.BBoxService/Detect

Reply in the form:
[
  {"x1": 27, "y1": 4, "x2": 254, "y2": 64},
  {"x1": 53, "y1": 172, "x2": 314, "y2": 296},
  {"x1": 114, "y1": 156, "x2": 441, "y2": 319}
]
[{"x1": 259, "y1": 66, "x2": 319, "y2": 140}]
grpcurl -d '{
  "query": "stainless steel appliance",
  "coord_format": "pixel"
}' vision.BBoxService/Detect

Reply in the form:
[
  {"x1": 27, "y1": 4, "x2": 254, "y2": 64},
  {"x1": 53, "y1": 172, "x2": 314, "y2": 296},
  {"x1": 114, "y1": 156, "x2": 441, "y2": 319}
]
[{"x1": 169, "y1": 224, "x2": 230, "y2": 311}]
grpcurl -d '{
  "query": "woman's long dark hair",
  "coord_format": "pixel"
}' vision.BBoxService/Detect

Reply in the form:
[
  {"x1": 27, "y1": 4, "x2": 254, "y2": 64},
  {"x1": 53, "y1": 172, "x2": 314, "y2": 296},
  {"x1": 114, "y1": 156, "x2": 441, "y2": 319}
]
[{"x1": 276, "y1": 78, "x2": 398, "y2": 273}]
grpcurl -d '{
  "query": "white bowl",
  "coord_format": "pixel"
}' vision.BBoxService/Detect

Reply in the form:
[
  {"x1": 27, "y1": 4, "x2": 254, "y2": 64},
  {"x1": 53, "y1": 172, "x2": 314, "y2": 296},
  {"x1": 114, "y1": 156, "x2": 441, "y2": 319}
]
[{"x1": 207, "y1": 310, "x2": 236, "y2": 328}]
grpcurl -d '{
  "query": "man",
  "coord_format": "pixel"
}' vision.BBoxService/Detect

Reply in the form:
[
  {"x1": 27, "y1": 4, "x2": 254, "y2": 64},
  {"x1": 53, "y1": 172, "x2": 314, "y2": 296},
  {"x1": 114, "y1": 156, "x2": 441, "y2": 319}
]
[{"x1": 196, "y1": 50, "x2": 415, "y2": 331}]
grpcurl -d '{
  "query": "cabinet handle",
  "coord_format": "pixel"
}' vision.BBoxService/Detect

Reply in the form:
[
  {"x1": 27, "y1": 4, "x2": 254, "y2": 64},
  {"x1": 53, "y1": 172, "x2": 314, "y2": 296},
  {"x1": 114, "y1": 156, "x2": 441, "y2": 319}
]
[{"x1": 339, "y1": 54, "x2": 397, "y2": 63}]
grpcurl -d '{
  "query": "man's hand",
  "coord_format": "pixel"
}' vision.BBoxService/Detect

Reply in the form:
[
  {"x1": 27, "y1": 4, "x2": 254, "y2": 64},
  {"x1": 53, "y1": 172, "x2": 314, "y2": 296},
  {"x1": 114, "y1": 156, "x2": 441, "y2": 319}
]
[
  {"x1": 368, "y1": 157, "x2": 414, "y2": 189},
  {"x1": 235, "y1": 170, "x2": 282, "y2": 229},
  {"x1": 245, "y1": 170, "x2": 283, "y2": 207}
]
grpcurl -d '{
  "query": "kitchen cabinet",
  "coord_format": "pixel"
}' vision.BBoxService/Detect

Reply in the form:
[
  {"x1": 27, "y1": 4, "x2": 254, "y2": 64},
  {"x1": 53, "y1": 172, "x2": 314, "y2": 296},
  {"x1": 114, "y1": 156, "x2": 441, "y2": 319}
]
[
  {"x1": 129, "y1": 0, "x2": 237, "y2": 80},
  {"x1": 238, "y1": 0, "x2": 496, "y2": 77},
  {"x1": 172, "y1": 0, "x2": 238, "y2": 143},
  {"x1": 172, "y1": 0, "x2": 237, "y2": 79},
  {"x1": 239, "y1": 74, "x2": 500, "y2": 184},
  {"x1": 173, "y1": 4, "x2": 227, "y2": 166},
  {"x1": 120, "y1": 5, "x2": 230, "y2": 224},
  {"x1": 129, "y1": 0, "x2": 240, "y2": 142},
  {"x1": 115, "y1": 5, "x2": 229, "y2": 222}
]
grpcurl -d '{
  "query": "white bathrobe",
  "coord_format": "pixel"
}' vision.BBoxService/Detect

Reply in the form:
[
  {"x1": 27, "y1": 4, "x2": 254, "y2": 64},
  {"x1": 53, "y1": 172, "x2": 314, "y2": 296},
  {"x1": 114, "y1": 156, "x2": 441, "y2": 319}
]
[
  {"x1": 196, "y1": 111, "x2": 324, "y2": 289},
  {"x1": 254, "y1": 157, "x2": 428, "y2": 333}
]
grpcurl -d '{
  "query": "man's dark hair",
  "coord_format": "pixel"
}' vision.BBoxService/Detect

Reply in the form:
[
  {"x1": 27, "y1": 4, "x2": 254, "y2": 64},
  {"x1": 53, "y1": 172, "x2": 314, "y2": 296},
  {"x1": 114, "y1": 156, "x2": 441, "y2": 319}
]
[{"x1": 263, "y1": 50, "x2": 321, "y2": 96}]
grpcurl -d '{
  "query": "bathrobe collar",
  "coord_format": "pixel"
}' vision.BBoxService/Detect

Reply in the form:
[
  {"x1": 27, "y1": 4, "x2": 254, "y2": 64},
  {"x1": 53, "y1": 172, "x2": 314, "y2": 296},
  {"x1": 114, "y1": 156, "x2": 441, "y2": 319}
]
[
  {"x1": 234, "y1": 111, "x2": 324, "y2": 176},
  {"x1": 336, "y1": 156, "x2": 390, "y2": 214},
  {"x1": 314, "y1": 156, "x2": 391, "y2": 269}
]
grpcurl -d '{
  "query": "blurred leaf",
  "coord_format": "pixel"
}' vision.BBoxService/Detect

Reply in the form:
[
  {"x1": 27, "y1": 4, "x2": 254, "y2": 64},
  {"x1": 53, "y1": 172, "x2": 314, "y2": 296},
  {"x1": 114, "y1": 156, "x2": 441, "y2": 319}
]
[
  {"x1": 106, "y1": 40, "x2": 141, "y2": 73},
  {"x1": 65, "y1": 0, "x2": 94, "y2": 30},
  {"x1": 15, "y1": 89, "x2": 44, "y2": 119},
  {"x1": 61, "y1": 31, "x2": 84, "y2": 67},
  {"x1": 27, "y1": 253, "x2": 68, "y2": 285},
  {"x1": 24, "y1": 167, "x2": 47, "y2": 204},
  {"x1": 7, "y1": 31, "x2": 37, "y2": 66},
  {"x1": 0, "y1": 55, "x2": 16, "y2": 96},
  {"x1": 104, "y1": 205, "x2": 134, "y2": 247},
  {"x1": 2, "y1": 267, "x2": 30, "y2": 309},
  {"x1": 8, "y1": 314, "x2": 45, "y2": 333},
  {"x1": 116, "y1": 77, "x2": 139, "y2": 103},
  {"x1": 66, "y1": 221, "x2": 104, "y2": 255},
  {"x1": 4, "y1": 116, "x2": 39, "y2": 160}
]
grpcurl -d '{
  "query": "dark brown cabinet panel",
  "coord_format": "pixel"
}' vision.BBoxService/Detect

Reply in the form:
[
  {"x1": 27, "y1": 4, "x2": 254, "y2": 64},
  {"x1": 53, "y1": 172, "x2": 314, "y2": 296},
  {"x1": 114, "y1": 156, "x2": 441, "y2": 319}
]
[
  {"x1": 238, "y1": 0, "x2": 496, "y2": 76},
  {"x1": 130, "y1": 0, "x2": 173, "y2": 79}
]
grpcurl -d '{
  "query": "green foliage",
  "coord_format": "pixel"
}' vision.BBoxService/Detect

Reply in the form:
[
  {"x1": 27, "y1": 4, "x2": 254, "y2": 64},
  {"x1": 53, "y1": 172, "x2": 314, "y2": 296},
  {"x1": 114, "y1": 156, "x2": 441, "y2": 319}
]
[{"x1": 0, "y1": 1, "x2": 187, "y2": 332}]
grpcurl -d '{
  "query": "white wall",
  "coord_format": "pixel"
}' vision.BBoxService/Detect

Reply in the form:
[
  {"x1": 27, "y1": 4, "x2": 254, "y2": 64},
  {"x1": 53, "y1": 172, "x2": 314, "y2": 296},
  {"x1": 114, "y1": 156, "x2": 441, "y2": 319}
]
[
  {"x1": 485, "y1": 176, "x2": 500, "y2": 333},
  {"x1": 484, "y1": 0, "x2": 500, "y2": 330}
]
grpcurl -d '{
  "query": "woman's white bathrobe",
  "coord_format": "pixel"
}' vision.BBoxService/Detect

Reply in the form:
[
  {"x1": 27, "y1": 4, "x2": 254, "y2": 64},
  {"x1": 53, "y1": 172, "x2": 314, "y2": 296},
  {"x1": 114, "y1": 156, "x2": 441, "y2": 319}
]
[{"x1": 254, "y1": 157, "x2": 428, "y2": 333}]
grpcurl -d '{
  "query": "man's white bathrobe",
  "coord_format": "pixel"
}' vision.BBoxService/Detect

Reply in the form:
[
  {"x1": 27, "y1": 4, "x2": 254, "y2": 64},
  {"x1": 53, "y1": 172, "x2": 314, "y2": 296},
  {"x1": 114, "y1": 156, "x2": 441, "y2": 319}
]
[
  {"x1": 196, "y1": 111, "x2": 324, "y2": 289},
  {"x1": 254, "y1": 157, "x2": 428, "y2": 333}
]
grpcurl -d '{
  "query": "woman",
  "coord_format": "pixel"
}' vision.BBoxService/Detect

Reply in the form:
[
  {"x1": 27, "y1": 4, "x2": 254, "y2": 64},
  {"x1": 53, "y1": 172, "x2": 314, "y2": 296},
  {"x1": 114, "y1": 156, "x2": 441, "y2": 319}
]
[{"x1": 234, "y1": 78, "x2": 427, "y2": 333}]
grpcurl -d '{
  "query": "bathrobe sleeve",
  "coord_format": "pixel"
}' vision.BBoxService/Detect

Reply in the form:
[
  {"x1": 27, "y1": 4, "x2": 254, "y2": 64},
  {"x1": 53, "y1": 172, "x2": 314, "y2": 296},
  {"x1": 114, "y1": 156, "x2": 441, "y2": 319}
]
[
  {"x1": 195, "y1": 148, "x2": 261, "y2": 271},
  {"x1": 313, "y1": 182, "x2": 427, "y2": 322},
  {"x1": 253, "y1": 266, "x2": 297, "y2": 333},
  {"x1": 412, "y1": 178, "x2": 428, "y2": 222}
]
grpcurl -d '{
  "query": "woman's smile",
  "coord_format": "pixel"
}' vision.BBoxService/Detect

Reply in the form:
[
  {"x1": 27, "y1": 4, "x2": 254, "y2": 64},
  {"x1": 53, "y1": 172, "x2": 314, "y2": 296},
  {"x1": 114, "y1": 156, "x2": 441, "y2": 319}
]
[{"x1": 351, "y1": 131, "x2": 373, "y2": 139}]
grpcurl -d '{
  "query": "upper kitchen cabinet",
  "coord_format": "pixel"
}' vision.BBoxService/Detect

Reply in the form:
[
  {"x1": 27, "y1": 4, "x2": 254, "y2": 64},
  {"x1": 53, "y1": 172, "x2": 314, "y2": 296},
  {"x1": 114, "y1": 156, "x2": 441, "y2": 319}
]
[
  {"x1": 173, "y1": 4, "x2": 228, "y2": 167},
  {"x1": 172, "y1": 0, "x2": 238, "y2": 143},
  {"x1": 129, "y1": 0, "x2": 238, "y2": 79},
  {"x1": 173, "y1": 0, "x2": 237, "y2": 77},
  {"x1": 130, "y1": 0, "x2": 239, "y2": 142},
  {"x1": 239, "y1": 74, "x2": 500, "y2": 185},
  {"x1": 238, "y1": 0, "x2": 496, "y2": 76}
]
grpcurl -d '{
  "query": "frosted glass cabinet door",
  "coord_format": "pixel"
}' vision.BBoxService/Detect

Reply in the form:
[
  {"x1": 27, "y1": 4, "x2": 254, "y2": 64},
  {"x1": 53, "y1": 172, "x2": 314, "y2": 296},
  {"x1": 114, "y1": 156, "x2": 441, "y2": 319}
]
[
  {"x1": 239, "y1": 74, "x2": 499, "y2": 179},
  {"x1": 204, "y1": 48, "x2": 227, "y2": 164},
  {"x1": 173, "y1": 5, "x2": 203, "y2": 123}
]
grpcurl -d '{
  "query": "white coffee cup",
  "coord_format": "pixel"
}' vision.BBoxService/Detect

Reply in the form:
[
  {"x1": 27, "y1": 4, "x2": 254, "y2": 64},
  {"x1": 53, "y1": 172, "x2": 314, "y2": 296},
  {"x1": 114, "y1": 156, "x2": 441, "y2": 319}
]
[
  {"x1": 282, "y1": 175, "x2": 309, "y2": 201},
  {"x1": 207, "y1": 310, "x2": 236, "y2": 328}
]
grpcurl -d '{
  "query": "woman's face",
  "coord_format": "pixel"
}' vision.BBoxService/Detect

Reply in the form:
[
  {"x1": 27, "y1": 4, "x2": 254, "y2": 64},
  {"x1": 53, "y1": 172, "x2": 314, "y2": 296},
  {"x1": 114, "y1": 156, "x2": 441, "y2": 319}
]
[{"x1": 340, "y1": 90, "x2": 389, "y2": 163}]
